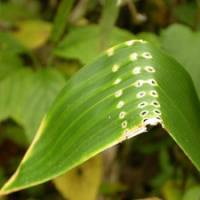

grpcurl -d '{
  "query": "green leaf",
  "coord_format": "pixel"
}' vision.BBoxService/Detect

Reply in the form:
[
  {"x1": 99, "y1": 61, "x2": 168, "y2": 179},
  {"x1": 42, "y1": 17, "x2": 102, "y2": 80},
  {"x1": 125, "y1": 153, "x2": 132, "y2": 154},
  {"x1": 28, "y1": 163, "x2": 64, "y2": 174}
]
[
  {"x1": 50, "y1": 0, "x2": 74, "y2": 43},
  {"x1": 174, "y1": 2, "x2": 199, "y2": 28},
  {"x1": 1, "y1": 40, "x2": 200, "y2": 194},
  {"x1": 54, "y1": 25, "x2": 135, "y2": 64},
  {"x1": 0, "y1": 1, "x2": 39, "y2": 23},
  {"x1": 183, "y1": 186, "x2": 200, "y2": 200},
  {"x1": 99, "y1": 0, "x2": 119, "y2": 50},
  {"x1": 12, "y1": 20, "x2": 52, "y2": 49},
  {"x1": 0, "y1": 66, "x2": 66, "y2": 141},
  {"x1": 160, "y1": 24, "x2": 200, "y2": 98},
  {"x1": 53, "y1": 156, "x2": 102, "y2": 200},
  {"x1": 161, "y1": 181, "x2": 182, "y2": 200},
  {"x1": 0, "y1": 32, "x2": 27, "y2": 55},
  {"x1": 0, "y1": 53, "x2": 24, "y2": 80}
]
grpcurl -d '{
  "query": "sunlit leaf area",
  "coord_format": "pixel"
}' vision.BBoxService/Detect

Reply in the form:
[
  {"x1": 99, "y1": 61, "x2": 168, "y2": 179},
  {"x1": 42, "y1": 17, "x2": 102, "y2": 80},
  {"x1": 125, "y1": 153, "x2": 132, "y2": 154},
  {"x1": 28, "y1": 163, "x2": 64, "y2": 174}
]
[{"x1": 0, "y1": 0, "x2": 200, "y2": 199}]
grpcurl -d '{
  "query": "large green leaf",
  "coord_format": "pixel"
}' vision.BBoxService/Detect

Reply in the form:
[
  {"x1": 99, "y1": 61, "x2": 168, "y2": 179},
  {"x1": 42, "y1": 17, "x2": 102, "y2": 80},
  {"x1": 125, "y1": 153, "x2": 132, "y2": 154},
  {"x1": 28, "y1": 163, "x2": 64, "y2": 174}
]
[
  {"x1": 1, "y1": 40, "x2": 200, "y2": 194},
  {"x1": 160, "y1": 24, "x2": 200, "y2": 98}
]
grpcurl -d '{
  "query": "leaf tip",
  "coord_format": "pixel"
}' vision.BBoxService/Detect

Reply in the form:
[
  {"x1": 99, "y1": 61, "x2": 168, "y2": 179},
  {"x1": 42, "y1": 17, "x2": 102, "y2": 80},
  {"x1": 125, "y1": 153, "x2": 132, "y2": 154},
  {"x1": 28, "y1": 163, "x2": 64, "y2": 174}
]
[
  {"x1": 0, "y1": 178, "x2": 17, "y2": 196},
  {"x1": 0, "y1": 164, "x2": 26, "y2": 195}
]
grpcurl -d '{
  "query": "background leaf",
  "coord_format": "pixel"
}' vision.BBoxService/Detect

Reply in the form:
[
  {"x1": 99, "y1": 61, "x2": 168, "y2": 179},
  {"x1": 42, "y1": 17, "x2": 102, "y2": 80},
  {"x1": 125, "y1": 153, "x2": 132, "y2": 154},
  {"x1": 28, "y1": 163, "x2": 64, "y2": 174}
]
[
  {"x1": 0, "y1": 64, "x2": 66, "y2": 140},
  {"x1": 0, "y1": 32, "x2": 27, "y2": 55},
  {"x1": 54, "y1": 156, "x2": 102, "y2": 200},
  {"x1": 160, "y1": 24, "x2": 200, "y2": 98},
  {"x1": 183, "y1": 186, "x2": 200, "y2": 200},
  {"x1": 161, "y1": 181, "x2": 182, "y2": 200},
  {"x1": 174, "y1": 2, "x2": 199, "y2": 28},
  {"x1": 0, "y1": 1, "x2": 39, "y2": 23},
  {"x1": 50, "y1": 0, "x2": 74, "y2": 43},
  {"x1": 0, "y1": 53, "x2": 23, "y2": 80},
  {"x1": 12, "y1": 20, "x2": 52, "y2": 49},
  {"x1": 99, "y1": 0, "x2": 119, "y2": 50},
  {"x1": 54, "y1": 25, "x2": 135, "y2": 64}
]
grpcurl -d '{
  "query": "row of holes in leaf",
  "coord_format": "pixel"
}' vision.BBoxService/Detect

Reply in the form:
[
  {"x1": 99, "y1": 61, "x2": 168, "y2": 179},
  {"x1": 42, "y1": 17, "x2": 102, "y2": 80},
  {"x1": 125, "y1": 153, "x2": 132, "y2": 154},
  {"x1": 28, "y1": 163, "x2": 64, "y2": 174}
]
[{"x1": 107, "y1": 39, "x2": 162, "y2": 133}]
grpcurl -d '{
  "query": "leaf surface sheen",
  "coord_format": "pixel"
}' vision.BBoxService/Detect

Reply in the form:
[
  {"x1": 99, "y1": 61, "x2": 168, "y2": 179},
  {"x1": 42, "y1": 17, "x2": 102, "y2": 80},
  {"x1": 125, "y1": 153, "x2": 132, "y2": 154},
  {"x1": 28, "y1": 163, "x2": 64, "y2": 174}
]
[{"x1": 1, "y1": 40, "x2": 200, "y2": 194}]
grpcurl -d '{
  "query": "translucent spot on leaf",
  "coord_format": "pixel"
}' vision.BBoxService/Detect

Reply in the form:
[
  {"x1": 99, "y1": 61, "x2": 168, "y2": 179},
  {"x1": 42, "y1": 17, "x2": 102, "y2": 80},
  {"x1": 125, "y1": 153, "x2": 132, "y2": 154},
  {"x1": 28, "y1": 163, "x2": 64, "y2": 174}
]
[
  {"x1": 113, "y1": 78, "x2": 121, "y2": 85},
  {"x1": 140, "y1": 110, "x2": 149, "y2": 117},
  {"x1": 153, "y1": 109, "x2": 161, "y2": 115},
  {"x1": 138, "y1": 101, "x2": 148, "y2": 108},
  {"x1": 143, "y1": 118, "x2": 148, "y2": 123},
  {"x1": 149, "y1": 90, "x2": 158, "y2": 97},
  {"x1": 126, "y1": 40, "x2": 135, "y2": 46},
  {"x1": 132, "y1": 66, "x2": 141, "y2": 75},
  {"x1": 142, "y1": 52, "x2": 152, "y2": 59},
  {"x1": 117, "y1": 101, "x2": 125, "y2": 109},
  {"x1": 147, "y1": 79, "x2": 158, "y2": 86},
  {"x1": 129, "y1": 53, "x2": 138, "y2": 61},
  {"x1": 156, "y1": 116, "x2": 161, "y2": 121},
  {"x1": 144, "y1": 66, "x2": 155, "y2": 73},
  {"x1": 107, "y1": 48, "x2": 114, "y2": 56},
  {"x1": 121, "y1": 120, "x2": 128, "y2": 128},
  {"x1": 119, "y1": 111, "x2": 126, "y2": 119},
  {"x1": 136, "y1": 91, "x2": 146, "y2": 98},
  {"x1": 133, "y1": 80, "x2": 144, "y2": 87},
  {"x1": 151, "y1": 100, "x2": 160, "y2": 108},
  {"x1": 112, "y1": 64, "x2": 120, "y2": 72},
  {"x1": 115, "y1": 90, "x2": 123, "y2": 98}
]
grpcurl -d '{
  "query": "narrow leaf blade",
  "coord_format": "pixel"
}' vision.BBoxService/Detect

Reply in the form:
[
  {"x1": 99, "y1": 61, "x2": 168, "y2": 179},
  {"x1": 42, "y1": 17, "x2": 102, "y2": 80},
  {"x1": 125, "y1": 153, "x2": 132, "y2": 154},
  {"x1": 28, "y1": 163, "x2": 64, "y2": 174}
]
[{"x1": 50, "y1": 0, "x2": 74, "y2": 43}]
